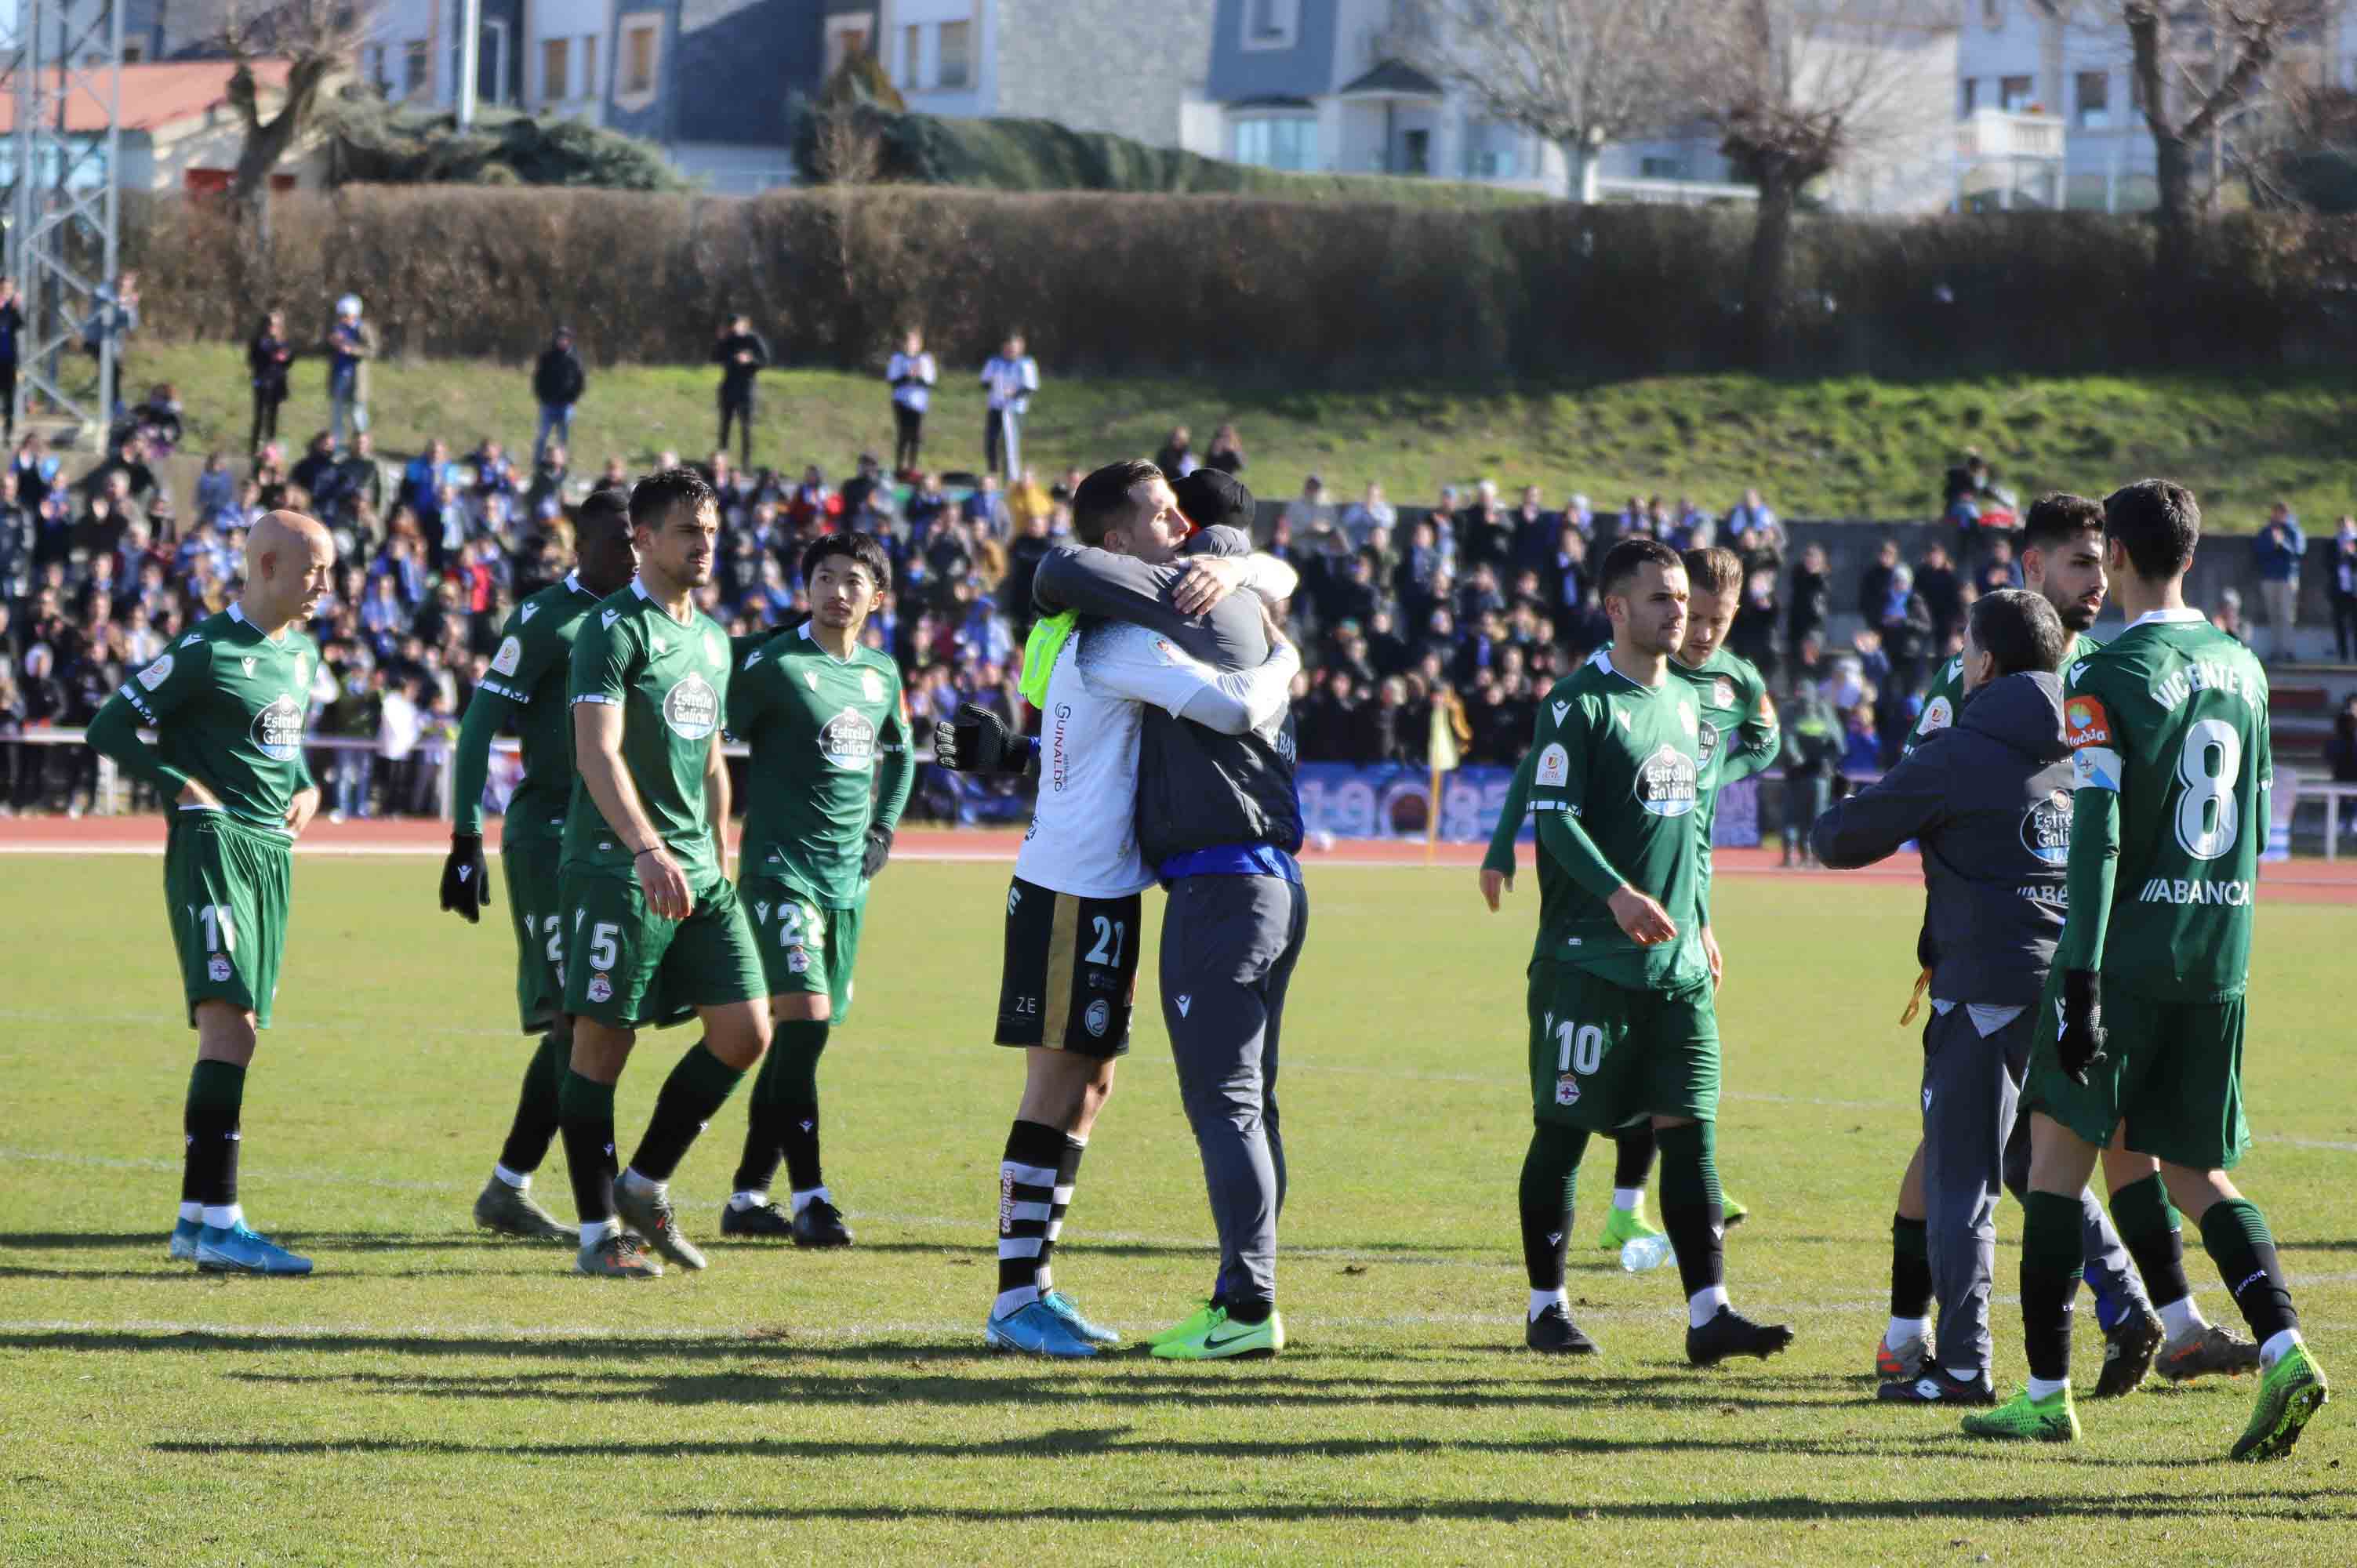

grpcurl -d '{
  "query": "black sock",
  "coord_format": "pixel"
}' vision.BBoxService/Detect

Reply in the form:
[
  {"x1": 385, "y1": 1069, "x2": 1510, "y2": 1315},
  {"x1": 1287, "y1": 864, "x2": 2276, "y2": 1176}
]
[
  {"x1": 2110, "y1": 1174, "x2": 2192, "y2": 1310},
  {"x1": 780, "y1": 1102, "x2": 823, "y2": 1193},
  {"x1": 1036, "y1": 1134, "x2": 1086, "y2": 1296},
  {"x1": 2021, "y1": 1189, "x2": 2086, "y2": 1383},
  {"x1": 1226, "y1": 1297, "x2": 1273, "y2": 1325},
  {"x1": 744, "y1": 1019, "x2": 830, "y2": 1192},
  {"x1": 2199, "y1": 1197, "x2": 2299, "y2": 1345},
  {"x1": 627, "y1": 1042, "x2": 746, "y2": 1184},
  {"x1": 557, "y1": 1069, "x2": 618, "y2": 1225},
  {"x1": 728, "y1": 1091, "x2": 787, "y2": 1198},
  {"x1": 496, "y1": 1031, "x2": 568, "y2": 1175},
  {"x1": 1518, "y1": 1122, "x2": 1589, "y2": 1291},
  {"x1": 1655, "y1": 1120, "x2": 1725, "y2": 1301},
  {"x1": 1612, "y1": 1123, "x2": 1658, "y2": 1192},
  {"x1": 183, "y1": 1060, "x2": 246, "y2": 1210},
  {"x1": 1890, "y1": 1214, "x2": 1933, "y2": 1319},
  {"x1": 995, "y1": 1119, "x2": 1067, "y2": 1312}
]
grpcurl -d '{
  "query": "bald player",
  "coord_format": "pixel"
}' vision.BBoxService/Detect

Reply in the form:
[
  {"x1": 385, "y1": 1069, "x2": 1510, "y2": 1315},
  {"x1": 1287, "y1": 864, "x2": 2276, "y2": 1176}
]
[{"x1": 89, "y1": 510, "x2": 336, "y2": 1276}]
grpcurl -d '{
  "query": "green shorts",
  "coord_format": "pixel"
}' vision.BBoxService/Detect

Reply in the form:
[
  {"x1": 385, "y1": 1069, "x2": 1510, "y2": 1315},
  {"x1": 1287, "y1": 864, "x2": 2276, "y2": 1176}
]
[
  {"x1": 163, "y1": 811, "x2": 292, "y2": 1029},
  {"x1": 558, "y1": 866, "x2": 765, "y2": 1030},
  {"x1": 740, "y1": 873, "x2": 862, "y2": 1022},
  {"x1": 1526, "y1": 962, "x2": 1720, "y2": 1132},
  {"x1": 2024, "y1": 978, "x2": 2250, "y2": 1171},
  {"x1": 502, "y1": 835, "x2": 567, "y2": 1034}
]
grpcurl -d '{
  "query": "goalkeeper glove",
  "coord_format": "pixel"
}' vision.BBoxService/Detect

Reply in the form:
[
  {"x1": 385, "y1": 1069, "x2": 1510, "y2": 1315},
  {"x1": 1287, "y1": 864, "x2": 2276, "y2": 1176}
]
[{"x1": 935, "y1": 702, "x2": 1035, "y2": 775}]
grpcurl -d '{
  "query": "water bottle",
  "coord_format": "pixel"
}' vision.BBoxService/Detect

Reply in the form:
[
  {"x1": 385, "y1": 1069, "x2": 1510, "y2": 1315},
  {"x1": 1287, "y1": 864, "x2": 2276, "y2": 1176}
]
[{"x1": 1619, "y1": 1233, "x2": 1676, "y2": 1273}]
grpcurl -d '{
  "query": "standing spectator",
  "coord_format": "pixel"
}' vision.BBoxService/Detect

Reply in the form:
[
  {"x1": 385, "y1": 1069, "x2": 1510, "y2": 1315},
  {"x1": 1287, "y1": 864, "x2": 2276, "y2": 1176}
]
[
  {"x1": 2329, "y1": 516, "x2": 2357, "y2": 662},
  {"x1": 1279, "y1": 475, "x2": 1333, "y2": 539},
  {"x1": 1731, "y1": 562, "x2": 1781, "y2": 679},
  {"x1": 1788, "y1": 542, "x2": 1830, "y2": 651},
  {"x1": 1341, "y1": 481, "x2": 1395, "y2": 548},
  {"x1": 0, "y1": 470, "x2": 32, "y2": 601},
  {"x1": 1875, "y1": 563, "x2": 1935, "y2": 696},
  {"x1": 1155, "y1": 425, "x2": 1197, "y2": 480},
  {"x1": 1858, "y1": 536, "x2": 1900, "y2": 622},
  {"x1": 1723, "y1": 487, "x2": 1783, "y2": 554},
  {"x1": 1973, "y1": 536, "x2": 2021, "y2": 596},
  {"x1": 324, "y1": 294, "x2": 376, "y2": 444},
  {"x1": 246, "y1": 309, "x2": 292, "y2": 455},
  {"x1": 713, "y1": 312, "x2": 769, "y2": 466},
  {"x1": 2326, "y1": 694, "x2": 2357, "y2": 786},
  {"x1": 531, "y1": 325, "x2": 586, "y2": 463},
  {"x1": 886, "y1": 329, "x2": 937, "y2": 475},
  {"x1": 1204, "y1": 422, "x2": 1246, "y2": 476},
  {"x1": 2251, "y1": 500, "x2": 2305, "y2": 663},
  {"x1": 979, "y1": 332, "x2": 1038, "y2": 481},
  {"x1": 1508, "y1": 484, "x2": 1556, "y2": 572},
  {"x1": 2211, "y1": 585, "x2": 2248, "y2": 644},
  {"x1": 0, "y1": 275, "x2": 22, "y2": 445},
  {"x1": 1913, "y1": 540, "x2": 1963, "y2": 652},
  {"x1": 80, "y1": 270, "x2": 137, "y2": 415}
]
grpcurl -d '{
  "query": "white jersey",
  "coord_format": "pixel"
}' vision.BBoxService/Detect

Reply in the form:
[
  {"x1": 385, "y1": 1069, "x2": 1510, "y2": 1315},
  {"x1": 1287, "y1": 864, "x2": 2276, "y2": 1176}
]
[{"x1": 1012, "y1": 617, "x2": 1299, "y2": 898}]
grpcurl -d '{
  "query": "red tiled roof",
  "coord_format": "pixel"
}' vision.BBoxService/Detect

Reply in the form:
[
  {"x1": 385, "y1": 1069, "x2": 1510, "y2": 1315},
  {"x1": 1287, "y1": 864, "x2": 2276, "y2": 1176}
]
[{"x1": 0, "y1": 60, "x2": 292, "y2": 134}]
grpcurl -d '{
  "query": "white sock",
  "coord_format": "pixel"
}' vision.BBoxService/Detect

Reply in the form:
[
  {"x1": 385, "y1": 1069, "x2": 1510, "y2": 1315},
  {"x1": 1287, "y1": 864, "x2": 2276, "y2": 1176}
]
[
  {"x1": 2261, "y1": 1328, "x2": 2304, "y2": 1367},
  {"x1": 790, "y1": 1185, "x2": 830, "y2": 1218},
  {"x1": 1612, "y1": 1187, "x2": 1643, "y2": 1214},
  {"x1": 1887, "y1": 1314, "x2": 1931, "y2": 1348},
  {"x1": 1529, "y1": 1287, "x2": 1568, "y2": 1322},
  {"x1": 177, "y1": 1201, "x2": 203, "y2": 1224},
  {"x1": 492, "y1": 1163, "x2": 529, "y2": 1190},
  {"x1": 993, "y1": 1285, "x2": 1039, "y2": 1319},
  {"x1": 1687, "y1": 1284, "x2": 1730, "y2": 1329},
  {"x1": 2159, "y1": 1296, "x2": 2210, "y2": 1339},
  {"x1": 619, "y1": 1167, "x2": 659, "y2": 1196},
  {"x1": 202, "y1": 1203, "x2": 242, "y2": 1231},
  {"x1": 579, "y1": 1217, "x2": 617, "y2": 1247},
  {"x1": 2025, "y1": 1374, "x2": 2070, "y2": 1401},
  {"x1": 729, "y1": 1190, "x2": 769, "y2": 1212}
]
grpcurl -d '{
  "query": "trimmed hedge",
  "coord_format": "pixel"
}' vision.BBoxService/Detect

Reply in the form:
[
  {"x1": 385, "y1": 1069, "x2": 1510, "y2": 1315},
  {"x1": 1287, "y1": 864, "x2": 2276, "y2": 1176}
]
[{"x1": 123, "y1": 187, "x2": 2357, "y2": 377}]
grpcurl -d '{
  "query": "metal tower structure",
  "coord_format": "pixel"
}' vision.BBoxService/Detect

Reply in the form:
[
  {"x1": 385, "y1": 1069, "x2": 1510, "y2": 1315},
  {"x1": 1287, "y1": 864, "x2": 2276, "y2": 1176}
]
[{"x1": 1, "y1": 0, "x2": 125, "y2": 449}]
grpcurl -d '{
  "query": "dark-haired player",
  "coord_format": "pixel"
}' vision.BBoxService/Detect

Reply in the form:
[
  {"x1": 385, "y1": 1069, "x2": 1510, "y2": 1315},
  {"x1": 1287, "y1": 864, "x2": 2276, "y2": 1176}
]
[
  {"x1": 719, "y1": 530, "x2": 913, "y2": 1247},
  {"x1": 1967, "y1": 478, "x2": 2330, "y2": 1455},
  {"x1": 556, "y1": 467, "x2": 772, "y2": 1279},
  {"x1": 439, "y1": 490, "x2": 641, "y2": 1242},
  {"x1": 1511, "y1": 536, "x2": 1792, "y2": 1363}
]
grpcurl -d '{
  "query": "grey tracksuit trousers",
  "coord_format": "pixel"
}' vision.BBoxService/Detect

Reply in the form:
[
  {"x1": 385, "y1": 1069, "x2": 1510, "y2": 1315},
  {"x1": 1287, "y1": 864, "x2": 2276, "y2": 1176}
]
[
  {"x1": 1923, "y1": 1002, "x2": 2145, "y2": 1381},
  {"x1": 1160, "y1": 873, "x2": 1309, "y2": 1308}
]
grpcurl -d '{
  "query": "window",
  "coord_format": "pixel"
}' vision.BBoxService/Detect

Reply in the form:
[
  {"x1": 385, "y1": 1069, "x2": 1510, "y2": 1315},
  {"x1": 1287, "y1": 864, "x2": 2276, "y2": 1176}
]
[
  {"x1": 938, "y1": 20, "x2": 970, "y2": 88},
  {"x1": 622, "y1": 19, "x2": 659, "y2": 100},
  {"x1": 404, "y1": 38, "x2": 430, "y2": 98},
  {"x1": 122, "y1": 41, "x2": 143, "y2": 63},
  {"x1": 2076, "y1": 70, "x2": 2108, "y2": 129},
  {"x1": 582, "y1": 34, "x2": 597, "y2": 99},
  {"x1": 366, "y1": 43, "x2": 389, "y2": 92},
  {"x1": 543, "y1": 37, "x2": 571, "y2": 103},
  {"x1": 1999, "y1": 74, "x2": 2032, "y2": 112},
  {"x1": 902, "y1": 24, "x2": 920, "y2": 87},
  {"x1": 1640, "y1": 155, "x2": 1689, "y2": 180},
  {"x1": 1462, "y1": 120, "x2": 1523, "y2": 179},
  {"x1": 1233, "y1": 115, "x2": 1318, "y2": 172},
  {"x1": 1960, "y1": 77, "x2": 1977, "y2": 114},
  {"x1": 1981, "y1": 0, "x2": 2003, "y2": 24},
  {"x1": 1400, "y1": 127, "x2": 1429, "y2": 176},
  {"x1": 1243, "y1": 0, "x2": 1298, "y2": 51}
]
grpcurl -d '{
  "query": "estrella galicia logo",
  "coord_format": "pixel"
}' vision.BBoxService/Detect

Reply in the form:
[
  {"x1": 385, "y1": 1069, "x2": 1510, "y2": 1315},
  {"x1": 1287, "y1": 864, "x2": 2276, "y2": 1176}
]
[
  {"x1": 251, "y1": 694, "x2": 305, "y2": 761},
  {"x1": 1695, "y1": 720, "x2": 1721, "y2": 771},
  {"x1": 1634, "y1": 745, "x2": 1698, "y2": 818},
  {"x1": 663, "y1": 674, "x2": 720, "y2": 739},
  {"x1": 2022, "y1": 788, "x2": 2072, "y2": 865},
  {"x1": 819, "y1": 707, "x2": 877, "y2": 769}
]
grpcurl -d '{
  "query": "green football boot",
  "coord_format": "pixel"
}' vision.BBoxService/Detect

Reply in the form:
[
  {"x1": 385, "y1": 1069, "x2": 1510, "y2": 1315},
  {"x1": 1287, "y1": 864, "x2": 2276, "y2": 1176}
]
[
  {"x1": 1720, "y1": 1192, "x2": 1751, "y2": 1229},
  {"x1": 1596, "y1": 1205, "x2": 1666, "y2": 1252},
  {"x1": 1961, "y1": 1385, "x2": 2080, "y2": 1443},
  {"x1": 1144, "y1": 1300, "x2": 1220, "y2": 1350},
  {"x1": 2230, "y1": 1341, "x2": 2330, "y2": 1462},
  {"x1": 1150, "y1": 1305, "x2": 1284, "y2": 1361}
]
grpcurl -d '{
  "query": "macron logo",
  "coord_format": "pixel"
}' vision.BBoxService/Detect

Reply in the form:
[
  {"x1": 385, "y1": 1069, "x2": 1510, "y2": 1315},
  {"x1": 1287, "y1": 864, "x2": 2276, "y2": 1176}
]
[
  {"x1": 520, "y1": 602, "x2": 539, "y2": 622},
  {"x1": 1175, "y1": 996, "x2": 1193, "y2": 1017},
  {"x1": 601, "y1": 609, "x2": 621, "y2": 629},
  {"x1": 1552, "y1": 701, "x2": 1571, "y2": 725}
]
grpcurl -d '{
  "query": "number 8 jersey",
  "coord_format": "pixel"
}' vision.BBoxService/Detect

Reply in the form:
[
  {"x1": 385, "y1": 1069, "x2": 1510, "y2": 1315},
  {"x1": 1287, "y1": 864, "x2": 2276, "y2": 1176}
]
[{"x1": 2061, "y1": 608, "x2": 2271, "y2": 1002}]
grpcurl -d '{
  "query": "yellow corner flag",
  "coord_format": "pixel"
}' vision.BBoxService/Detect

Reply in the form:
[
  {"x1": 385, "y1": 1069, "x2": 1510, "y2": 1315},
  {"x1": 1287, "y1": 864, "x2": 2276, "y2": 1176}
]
[{"x1": 1426, "y1": 689, "x2": 1469, "y2": 860}]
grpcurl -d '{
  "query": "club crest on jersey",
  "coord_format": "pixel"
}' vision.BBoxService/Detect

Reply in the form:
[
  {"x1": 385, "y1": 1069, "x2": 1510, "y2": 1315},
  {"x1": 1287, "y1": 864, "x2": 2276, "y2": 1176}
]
[
  {"x1": 1712, "y1": 676, "x2": 1737, "y2": 710},
  {"x1": 662, "y1": 674, "x2": 720, "y2": 740},
  {"x1": 1917, "y1": 695, "x2": 1954, "y2": 737},
  {"x1": 2062, "y1": 696, "x2": 2112, "y2": 749},
  {"x1": 207, "y1": 955, "x2": 233, "y2": 982},
  {"x1": 1555, "y1": 1073, "x2": 1580, "y2": 1106},
  {"x1": 2021, "y1": 789, "x2": 2073, "y2": 865},
  {"x1": 587, "y1": 974, "x2": 613, "y2": 1004},
  {"x1": 1534, "y1": 742, "x2": 1570, "y2": 788},
  {"x1": 820, "y1": 707, "x2": 878, "y2": 769},
  {"x1": 1085, "y1": 1000, "x2": 1110, "y2": 1037},
  {"x1": 786, "y1": 948, "x2": 810, "y2": 975},
  {"x1": 250, "y1": 694, "x2": 305, "y2": 761},
  {"x1": 1634, "y1": 744, "x2": 1698, "y2": 818},
  {"x1": 862, "y1": 670, "x2": 885, "y2": 702},
  {"x1": 137, "y1": 654, "x2": 175, "y2": 690}
]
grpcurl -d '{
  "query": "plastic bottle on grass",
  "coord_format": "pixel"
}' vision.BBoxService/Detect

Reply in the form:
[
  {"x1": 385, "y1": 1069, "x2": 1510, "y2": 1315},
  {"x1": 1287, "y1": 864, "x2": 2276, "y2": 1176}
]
[{"x1": 1619, "y1": 1234, "x2": 1675, "y2": 1273}]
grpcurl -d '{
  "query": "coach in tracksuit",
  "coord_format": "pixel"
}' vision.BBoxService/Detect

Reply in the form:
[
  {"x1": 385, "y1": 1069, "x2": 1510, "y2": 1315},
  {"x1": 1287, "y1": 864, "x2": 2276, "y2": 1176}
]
[
  {"x1": 1033, "y1": 466, "x2": 1307, "y2": 1360},
  {"x1": 1810, "y1": 590, "x2": 2149, "y2": 1402}
]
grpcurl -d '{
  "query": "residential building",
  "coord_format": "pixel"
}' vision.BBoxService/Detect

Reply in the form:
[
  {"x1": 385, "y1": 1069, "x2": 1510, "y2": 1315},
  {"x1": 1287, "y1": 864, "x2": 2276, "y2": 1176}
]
[{"x1": 0, "y1": 60, "x2": 331, "y2": 195}]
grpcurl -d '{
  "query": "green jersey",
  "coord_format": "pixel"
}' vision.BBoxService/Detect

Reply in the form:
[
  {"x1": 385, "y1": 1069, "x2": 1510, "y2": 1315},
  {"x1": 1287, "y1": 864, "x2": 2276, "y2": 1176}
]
[
  {"x1": 561, "y1": 579, "x2": 732, "y2": 889},
  {"x1": 102, "y1": 604, "x2": 318, "y2": 834},
  {"x1": 728, "y1": 622, "x2": 910, "y2": 909},
  {"x1": 2061, "y1": 610, "x2": 2268, "y2": 1002},
  {"x1": 466, "y1": 572, "x2": 601, "y2": 844},
  {"x1": 1526, "y1": 652, "x2": 1709, "y2": 991},
  {"x1": 1906, "y1": 634, "x2": 2107, "y2": 756},
  {"x1": 1672, "y1": 647, "x2": 1777, "y2": 918}
]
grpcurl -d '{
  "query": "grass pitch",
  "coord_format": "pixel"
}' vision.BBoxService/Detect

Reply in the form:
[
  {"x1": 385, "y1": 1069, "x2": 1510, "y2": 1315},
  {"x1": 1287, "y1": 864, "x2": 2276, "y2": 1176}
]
[{"x1": 1, "y1": 854, "x2": 2352, "y2": 1566}]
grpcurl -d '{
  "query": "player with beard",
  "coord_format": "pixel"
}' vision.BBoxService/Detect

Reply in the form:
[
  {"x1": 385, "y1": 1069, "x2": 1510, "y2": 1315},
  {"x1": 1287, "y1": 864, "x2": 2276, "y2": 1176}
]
[{"x1": 1510, "y1": 536, "x2": 1792, "y2": 1363}]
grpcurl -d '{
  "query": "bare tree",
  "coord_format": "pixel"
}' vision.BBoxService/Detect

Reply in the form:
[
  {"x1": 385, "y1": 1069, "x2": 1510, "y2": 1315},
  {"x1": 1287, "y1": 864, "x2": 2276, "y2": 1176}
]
[
  {"x1": 202, "y1": 0, "x2": 372, "y2": 210},
  {"x1": 1388, "y1": 0, "x2": 1695, "y2": 201},
  {"x1": 1685, "y1": 0, "x2": 1951, "y2": 362}
]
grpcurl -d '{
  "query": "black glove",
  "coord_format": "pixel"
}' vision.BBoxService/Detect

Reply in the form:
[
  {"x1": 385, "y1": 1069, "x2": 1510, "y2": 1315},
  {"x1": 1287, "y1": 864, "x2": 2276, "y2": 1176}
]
[
  {"x1": 861, "y1": 823, "x2": 894, "y2": 881},
  {"x1": 2055, "y1": 968, "x2": 2108, "y2": 1086},
  {"x1": 1829, "y1": 772, "x2": 1854, "y2": 801},
  {"x1": 937, "y1": 702, "x2": 1023, "y2": 774},
  {"x1": 440, "y1": 832, "x2": 490, "y2": 924}
]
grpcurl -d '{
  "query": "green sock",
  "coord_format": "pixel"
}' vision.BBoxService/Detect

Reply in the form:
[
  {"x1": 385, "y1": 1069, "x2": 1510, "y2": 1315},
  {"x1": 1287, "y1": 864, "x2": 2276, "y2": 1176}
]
[
  {"x1": 2199, "y1": 1197, "x2": 2299, "y2": 1348},
  {"x1": 557, "y1": 1069, "x2": 619, "y2": 1225}
]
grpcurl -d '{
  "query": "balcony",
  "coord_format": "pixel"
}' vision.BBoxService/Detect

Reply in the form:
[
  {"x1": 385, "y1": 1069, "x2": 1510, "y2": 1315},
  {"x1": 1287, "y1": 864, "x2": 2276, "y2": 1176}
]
[{"x1": 1956, "y1": 108, "x2": 2065, "y2": 162}]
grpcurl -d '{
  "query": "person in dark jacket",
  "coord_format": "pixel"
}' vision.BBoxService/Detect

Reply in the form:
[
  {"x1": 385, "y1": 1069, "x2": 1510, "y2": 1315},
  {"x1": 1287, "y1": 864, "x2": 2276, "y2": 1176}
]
[
  {"x1": 0, "y1": 275, "x2": 24, "y2": 446},
  {"x1": 532, "y1": 326, "x2": 587, "y2": 463},
  {"x1": 247, "y1": 310, "x2": 292, "y2": 456},
  {"x1": 713, "y1": 314, "x2": 770, "y2": 467},
  {"x1": 1811, "y1": 590, "x2": 2152, "y2": 1405}
]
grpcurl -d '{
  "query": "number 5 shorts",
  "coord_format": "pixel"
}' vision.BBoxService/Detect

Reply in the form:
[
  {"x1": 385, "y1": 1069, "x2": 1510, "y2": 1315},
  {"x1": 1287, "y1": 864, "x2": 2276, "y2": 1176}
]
[
  {"x1": 559, "y1": 865, "x2": 766, "y2": 1030},
  {"x1": 994, "y1": 875, "x2": 1142, "y2": 1059},
  {"x1": 1525, "y1": 960, "x2": 1720, "y2": 1132}
]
